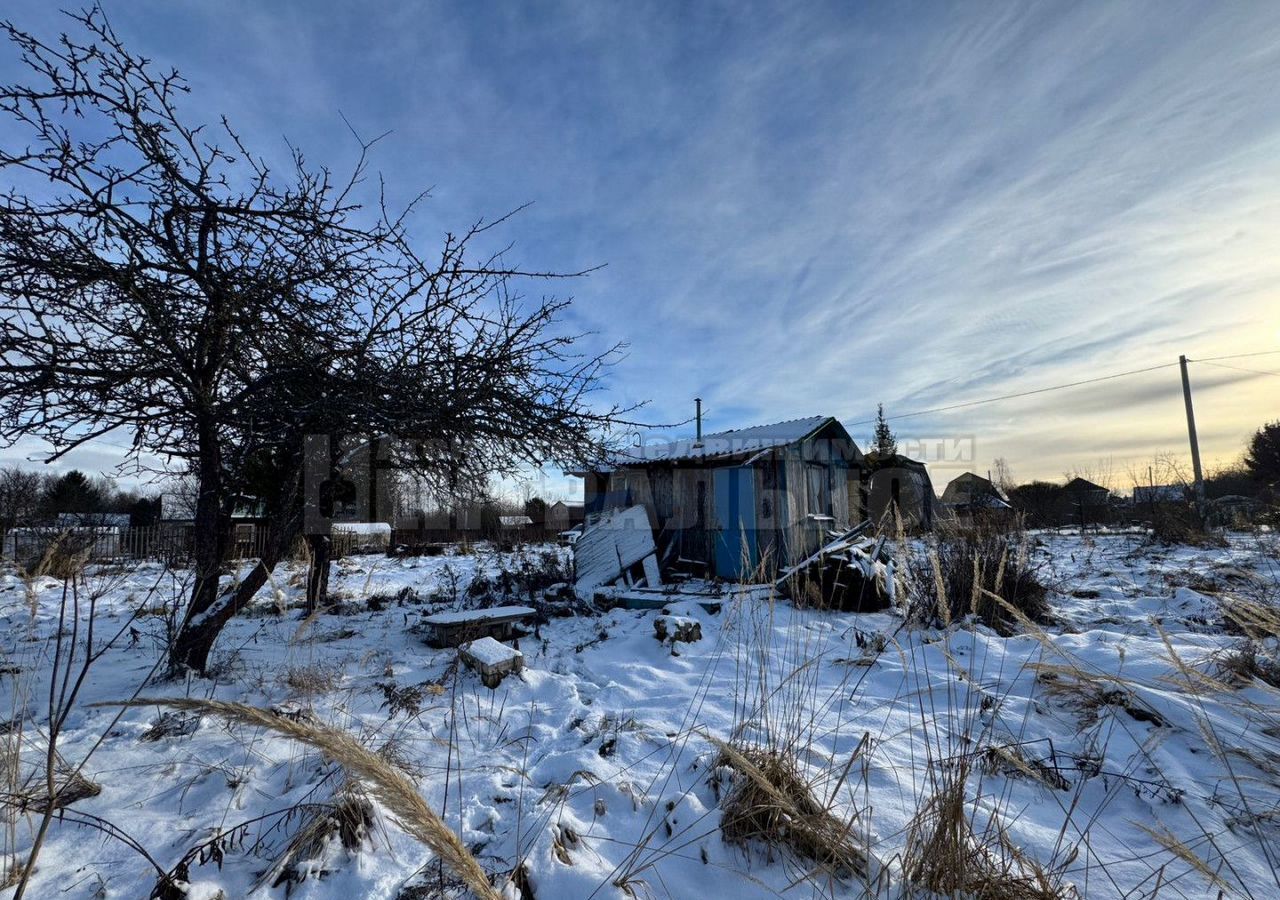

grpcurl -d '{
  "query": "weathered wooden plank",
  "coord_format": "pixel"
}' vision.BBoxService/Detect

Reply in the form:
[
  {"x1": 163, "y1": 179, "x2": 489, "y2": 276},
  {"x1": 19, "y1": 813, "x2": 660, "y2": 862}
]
[
  {"x1": 574, "y1": 505, "x2": 660, "y2": 595},
  {"x1": 423, "y1": 605, "x2": 535, "y2": 648}
]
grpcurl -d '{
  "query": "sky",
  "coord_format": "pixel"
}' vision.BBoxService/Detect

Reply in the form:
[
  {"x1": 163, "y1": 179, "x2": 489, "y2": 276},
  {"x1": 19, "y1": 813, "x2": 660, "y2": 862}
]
[{"x1": 1, "y1": 0, "x2": 1278, "y2": 498}]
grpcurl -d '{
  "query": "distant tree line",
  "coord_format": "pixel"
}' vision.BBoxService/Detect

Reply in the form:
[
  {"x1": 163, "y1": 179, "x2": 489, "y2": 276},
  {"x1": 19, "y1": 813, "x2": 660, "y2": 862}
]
[
  {"x1": 1001, "y1": 420, "x2": 1280, "y2": 528},
  {"x1": 0, "y1": 465, "x2": 160, "y2": 538}
]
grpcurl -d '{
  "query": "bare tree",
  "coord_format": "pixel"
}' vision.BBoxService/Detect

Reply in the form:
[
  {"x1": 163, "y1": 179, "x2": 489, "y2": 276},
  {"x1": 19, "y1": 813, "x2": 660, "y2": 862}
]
[
  {"x1": 0, "y1": 465, "x2": 42, "y2": 539},
  {"x1": 0, "y1": 8, "x2": 634, "y2": 673},
  {"x1": 991, "y1": 457, "x2": 1015, "y2": 496}
]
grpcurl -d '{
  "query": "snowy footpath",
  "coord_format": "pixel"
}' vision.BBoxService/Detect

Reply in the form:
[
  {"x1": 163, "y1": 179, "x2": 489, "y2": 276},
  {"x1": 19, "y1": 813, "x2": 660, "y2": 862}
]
[{"x1": 2, "y1": 532, "x2": 1278, "y2": 899}]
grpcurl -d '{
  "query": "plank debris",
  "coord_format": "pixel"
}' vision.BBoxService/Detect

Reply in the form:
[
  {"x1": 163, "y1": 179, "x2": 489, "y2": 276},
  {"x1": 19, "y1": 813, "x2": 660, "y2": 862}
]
[
  {"x1": 422, "y1": 605, "x2": 535, "y2": 648},
  {"x1": 573, "y1": 505, "x2": 662, "y2": 597}
]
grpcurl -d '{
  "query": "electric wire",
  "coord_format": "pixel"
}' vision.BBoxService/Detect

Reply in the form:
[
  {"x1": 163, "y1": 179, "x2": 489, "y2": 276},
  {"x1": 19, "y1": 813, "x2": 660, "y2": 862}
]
[{"x1": 846, "y1": 361, "x2": 1181, "y2": 426}]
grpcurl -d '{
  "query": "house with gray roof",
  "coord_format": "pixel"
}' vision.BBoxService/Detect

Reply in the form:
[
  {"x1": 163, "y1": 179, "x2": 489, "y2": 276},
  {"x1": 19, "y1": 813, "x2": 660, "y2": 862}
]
[
  {"x1": 941, "y1": 472, "x2": 1011, "y2": 515},
  {"x1": 579, "y1": 415, "x2": 865, "y2": 579}
]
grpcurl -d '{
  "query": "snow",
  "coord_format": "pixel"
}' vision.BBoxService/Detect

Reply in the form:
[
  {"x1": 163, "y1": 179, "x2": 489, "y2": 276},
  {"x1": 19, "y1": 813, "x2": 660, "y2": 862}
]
[
  {"x1": 1, "y1": 532, "x2": 1278, "y2": 899},
  {"x1": 604, "y1": 415, "x2": 830, "y2": 466},
  {"x1": 461, "y1": 636, "x2": 522, "y2": 667},
  {"x1": 423, "y1": 604, "x2": 535, "y2": 625},
  {"x1": 331, "y1": 522, "x2": 392, "y2": 535}
]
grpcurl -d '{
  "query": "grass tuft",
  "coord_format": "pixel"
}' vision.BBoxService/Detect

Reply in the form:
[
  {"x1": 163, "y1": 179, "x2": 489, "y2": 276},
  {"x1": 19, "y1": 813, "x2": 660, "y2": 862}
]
[
  {"x1": 709, "y1": 734, "x2": 867, "y2": 880},
  {"x1": 97, "y1": 697, "x2": 501, "y2": 900}
]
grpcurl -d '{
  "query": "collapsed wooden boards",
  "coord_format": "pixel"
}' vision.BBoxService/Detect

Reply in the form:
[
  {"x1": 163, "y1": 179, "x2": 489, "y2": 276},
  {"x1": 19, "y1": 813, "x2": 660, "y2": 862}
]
[
  {"x1": 775, "y1": 520, "x2": 872, "y2": 584},
  {"x1": 598, "y1": 582, "x2": 773, "y2": 612},
  {"x1": 574, "y1": 505, "x2": 662, "y2": 595}
]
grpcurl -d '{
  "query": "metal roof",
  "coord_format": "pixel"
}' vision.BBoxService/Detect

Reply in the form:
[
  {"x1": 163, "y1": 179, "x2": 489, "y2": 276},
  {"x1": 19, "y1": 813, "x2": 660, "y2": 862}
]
[
  {"x1": 941, "y1": 472, "x2": 1008, "y2": 505},
  {"x1": 1063, "y1": 477, "x2": 1110, "y2": 494},
  {"x1": 610, "y1": 415, "x2": 833, "y2": 467},
  {"x1": 1132, "y1": 484, "x2": 1184, "y2": 503}
]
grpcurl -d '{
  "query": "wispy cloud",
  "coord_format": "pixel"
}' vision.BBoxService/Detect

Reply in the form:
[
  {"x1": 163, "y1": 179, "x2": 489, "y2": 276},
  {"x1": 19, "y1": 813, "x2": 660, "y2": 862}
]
[{"x1": 1, "y1": 0, "x2": 1277, "y2": 487}]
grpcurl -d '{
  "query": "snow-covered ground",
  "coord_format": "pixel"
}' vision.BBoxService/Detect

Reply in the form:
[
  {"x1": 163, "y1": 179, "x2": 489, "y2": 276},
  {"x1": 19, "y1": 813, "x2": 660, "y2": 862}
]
[{"x1": 2, "y1": 532, "x2": 1278, "y2": 899}]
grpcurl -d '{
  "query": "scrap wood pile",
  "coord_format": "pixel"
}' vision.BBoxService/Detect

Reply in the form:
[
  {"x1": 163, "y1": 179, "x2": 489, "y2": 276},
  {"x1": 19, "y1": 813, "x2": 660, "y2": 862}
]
[{"x1": 777, "y1": 521, "x2": 895, "y2": 612}]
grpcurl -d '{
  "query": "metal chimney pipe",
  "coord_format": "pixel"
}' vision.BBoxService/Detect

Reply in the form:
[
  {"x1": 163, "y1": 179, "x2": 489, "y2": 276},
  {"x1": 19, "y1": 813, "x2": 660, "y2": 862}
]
[{"x1": 694, "y1": 397, "x2": 703, "y2": 447}]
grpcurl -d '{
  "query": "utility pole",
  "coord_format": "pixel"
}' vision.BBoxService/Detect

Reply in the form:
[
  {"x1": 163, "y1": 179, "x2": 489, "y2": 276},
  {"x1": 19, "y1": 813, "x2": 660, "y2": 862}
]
[{"x1": 1178, "y1": 354, "x2": 1205, "y2": 502}]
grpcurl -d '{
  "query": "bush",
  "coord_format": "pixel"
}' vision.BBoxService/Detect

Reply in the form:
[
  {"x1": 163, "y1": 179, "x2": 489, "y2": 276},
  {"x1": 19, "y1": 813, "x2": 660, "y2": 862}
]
[
  {"x1": 907, "y1": 517, "x2": 1051, "y2": 635},
  {"x1": 468, "y1": 547, "x2": 571, "y2": 603},
  {"x1": 1147, "y1": 503, "x2": 1225, "y2": 547},
  {"x1": 713, "y1": 740, "x2": 867, "y2": 879}
]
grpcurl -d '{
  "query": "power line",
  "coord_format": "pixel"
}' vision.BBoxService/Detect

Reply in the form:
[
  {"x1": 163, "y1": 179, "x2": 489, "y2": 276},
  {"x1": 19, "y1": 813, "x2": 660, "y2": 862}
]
[
  {"x1": 1198, "y1": 360, "x2": 1280, "y2": 378},
  {"x1": 1187, "y1": 349, "x2": 1280, "y2": 363},
  {"x1": 848, "y1": 361, "x2": 1180, "y2": 426}
]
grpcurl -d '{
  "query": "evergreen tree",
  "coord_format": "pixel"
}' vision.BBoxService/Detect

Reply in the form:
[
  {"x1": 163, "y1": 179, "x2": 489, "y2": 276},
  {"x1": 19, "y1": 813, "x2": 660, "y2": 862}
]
[
  {"x1": 524, "y1": 496, "x2": 548, "y2": 524},
  {"x1": 41, "y1": 471, "x2": 105, "y2": 514},
  {"x1": 1245, "y1": 421, "x2": 1280, "y2": 485},
  {"x1": 873, "y1": 403, "x2": 897, "y2": 457}
]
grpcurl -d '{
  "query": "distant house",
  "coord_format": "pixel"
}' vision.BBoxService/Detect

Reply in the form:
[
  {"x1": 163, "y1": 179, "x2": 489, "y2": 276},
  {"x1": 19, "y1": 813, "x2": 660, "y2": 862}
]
[
  {"x1": 941, "y1": 472, "x2": 1011, "y2": 516},
  {"x1": 545, "y1": 500, "x2": 585, "y2": 532},
  {"x1": 499, "y1": 515, "x2": 534, "y2": 530},
  {"x1": 55, "y1": 511, "x2": 131, "y2": 529},
  {"x1": 1132, "y1": 484, "x2": 1186, "y2": 505},
  {"x1": 1063, "y1": 477, "x2": 1109, "y2": 501},
  {"x1": 158, "y1": 497, "x2": 265, "y2": 557},
  {"x1": 1062, "y1": 477, "x2": 1111, "y2": 528},
  {"x1": 579, "y1": 415, "x2": 864, "y2": 579},
  {"x1": 861, "y1": 451, "x2": 936, "y2": 530}
]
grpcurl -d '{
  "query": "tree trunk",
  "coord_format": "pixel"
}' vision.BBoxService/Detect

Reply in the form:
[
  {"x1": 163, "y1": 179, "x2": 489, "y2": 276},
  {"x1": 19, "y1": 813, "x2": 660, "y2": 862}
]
[
  {"x1": 172, "y1": 554, "x2": 274, "y2": 673},
  {"x1": 306, "y1": 534, "x2": 331, "y2": 612},
  {"x1": 170, "y1": 442, "x2": 231, "y2": 673},
  {"x1": 172, "y1": 499, "x2": 302, "y2": 674}
]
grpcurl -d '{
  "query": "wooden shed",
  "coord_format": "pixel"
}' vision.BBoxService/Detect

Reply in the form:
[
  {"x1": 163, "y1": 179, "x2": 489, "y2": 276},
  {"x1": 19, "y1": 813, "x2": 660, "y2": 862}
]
[
  {"x1": 582, "y1": 416, "x2": 863, "y2": 579},
  {"x1": 545, "y1": 500, "x2": 586, "y2": 532},
  {"x1": 860, "y1": 452, "x2": 937, "y2": 530}
]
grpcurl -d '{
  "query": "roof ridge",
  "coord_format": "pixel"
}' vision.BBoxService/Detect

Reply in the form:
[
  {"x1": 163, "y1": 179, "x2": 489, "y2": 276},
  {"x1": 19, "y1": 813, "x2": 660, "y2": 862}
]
[{"x1": 708, "y1": 413, "x2": 829, "y2": 436}]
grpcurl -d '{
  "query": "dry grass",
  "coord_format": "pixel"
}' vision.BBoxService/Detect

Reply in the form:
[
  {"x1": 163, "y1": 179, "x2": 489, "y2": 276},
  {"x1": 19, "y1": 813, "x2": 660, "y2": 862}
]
[
  {"x1": 903, "y1": 759, "x2": 1071, "y2": 900},
  {"x1": 906, "y1": 517, "x2": 1052, "y2": 635},
  {"x1": 98, "y1": 697, "x2": 501, "y2": 900},
  {"x1": 708, "y1": 734, "x2": 866, "y2": 880},
  {"x1": 0, "y1": 856, "x2": 30, "y2": 891},
  {"x1": 1221, "y1": 593, "x2": 1280, "y2": 639},
  {"x1": 1218, "y1": 640, "x2": 1280, "y2": 689},
  {"x1": 1133, "y1": 823, "x2": 1233, "y2": 893},
  {"x1": 1214, "y1": 594, "x2": 1280, "y2": 688},
  {"x1": 258, "y1": 787, "x2": 376, "y2": 890},
  {"x1": 1147, "y1": 505, "x2": 1227, "y2": 548},
  {"x1": 17, "y1": 768, "x2": 102, "y2": 815},
  {"x1": 282, "y1": 664, "x2": 341, "y2": 696},
  {"x1": 14, "y1": 530, "x2": 98, "y2": 588}
]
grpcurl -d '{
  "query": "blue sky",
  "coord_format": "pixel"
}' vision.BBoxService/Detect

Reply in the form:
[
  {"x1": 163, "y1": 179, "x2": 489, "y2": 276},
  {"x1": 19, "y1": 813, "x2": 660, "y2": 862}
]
[{"x1": 2, "y1": 1, "x2": 1278, "y2": 496}]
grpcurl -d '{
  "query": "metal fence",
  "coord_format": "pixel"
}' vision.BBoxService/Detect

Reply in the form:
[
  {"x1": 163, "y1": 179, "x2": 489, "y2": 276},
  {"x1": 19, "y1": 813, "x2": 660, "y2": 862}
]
[
  {"x1": 1, "y1": 522, "x2": 568, "y2": 569},
  {"x1": 1, "y1": 525, "x2": 272, "y2": 567}
]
